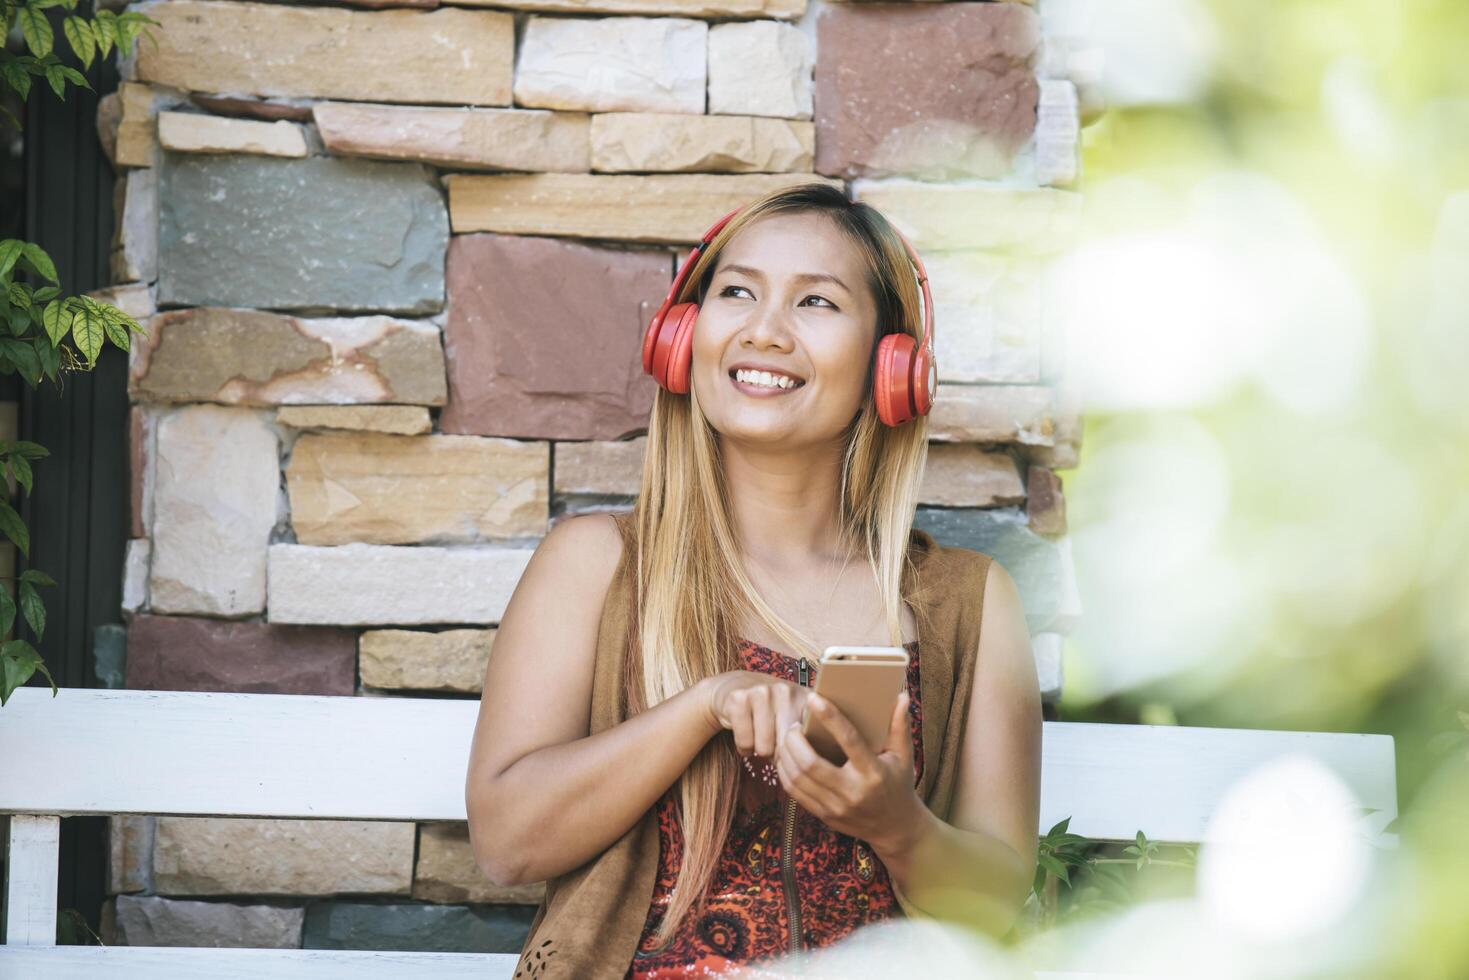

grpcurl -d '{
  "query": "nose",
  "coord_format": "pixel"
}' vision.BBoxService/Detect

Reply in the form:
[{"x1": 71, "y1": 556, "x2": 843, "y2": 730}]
[{"x1": 739, "y1": 296, "x2": 797, "y2": 352}]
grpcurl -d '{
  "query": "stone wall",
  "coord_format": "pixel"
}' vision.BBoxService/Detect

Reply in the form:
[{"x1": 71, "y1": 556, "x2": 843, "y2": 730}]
[{"x1": 80, "y1": 0, "x2": 1093, "y2": 952}]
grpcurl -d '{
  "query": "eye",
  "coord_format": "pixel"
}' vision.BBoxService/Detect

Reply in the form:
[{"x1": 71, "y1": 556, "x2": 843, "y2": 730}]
[
  {"x1": 719, "y1": 285, "x2": 752, "y2": 299},
  {"x1": 802, "y1": 294, "x2": 837, "y2": 309},
  {"x1": 717, "y1": 285, "x2": 836, "y2": 309}
]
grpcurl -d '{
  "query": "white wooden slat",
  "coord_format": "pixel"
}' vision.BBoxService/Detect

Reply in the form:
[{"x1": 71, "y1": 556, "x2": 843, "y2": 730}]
[
  {"x1": 2, "y1": 813, "x2": 60, "y2": 945},
  {"x1": 0, "y1": 689, "x2": 1398, "y2": 847},
  {"x1": 0, "y1": 945, "x2": 1149, "y2": 979},
  {"x1": 1040, "y1": 720, "x2": 1399, "y2": 845},
  {"x1": 0, "y1": 688, "x2": 478, "y2": 821}
]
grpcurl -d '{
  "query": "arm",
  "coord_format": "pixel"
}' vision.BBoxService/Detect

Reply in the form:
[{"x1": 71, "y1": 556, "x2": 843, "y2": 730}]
[
  {"x1": 464, "y1": 513, "x2": 722, "y2": 887},
  {"x1": 874, "y1": 558, "x2": 1043, "y2": 938}
]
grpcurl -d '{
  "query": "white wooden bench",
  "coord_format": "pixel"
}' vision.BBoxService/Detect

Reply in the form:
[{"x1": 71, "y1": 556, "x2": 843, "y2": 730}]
[{"x1": 0, "y1": 686, "x2": 1398, "y2": 978}]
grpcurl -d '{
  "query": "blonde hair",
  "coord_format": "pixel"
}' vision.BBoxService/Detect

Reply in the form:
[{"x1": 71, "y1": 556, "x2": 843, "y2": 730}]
[{"x1": 624, "y1": 181, "x2": 932, "y2": 947}]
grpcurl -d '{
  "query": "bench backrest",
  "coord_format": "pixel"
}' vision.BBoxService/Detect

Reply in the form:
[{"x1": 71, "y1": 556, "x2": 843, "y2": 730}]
[{"x1": 1, "y1": 686, "x2": 1398, "y2": 962}]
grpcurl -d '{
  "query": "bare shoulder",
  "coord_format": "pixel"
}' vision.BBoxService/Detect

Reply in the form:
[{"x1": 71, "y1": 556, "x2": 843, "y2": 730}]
[{"x1": 530, "y1": 511, "x2": 626, "y2": 594}]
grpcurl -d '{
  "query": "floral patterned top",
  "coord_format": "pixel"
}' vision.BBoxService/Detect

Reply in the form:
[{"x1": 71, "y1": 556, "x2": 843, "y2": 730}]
[{"x1": 625, "y1": 637, "x2": 924, "y2": 978}]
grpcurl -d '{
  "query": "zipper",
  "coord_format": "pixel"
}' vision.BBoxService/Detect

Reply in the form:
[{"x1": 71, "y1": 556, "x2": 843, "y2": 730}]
[{"x1": 782, "y1": 656, "x2": 811, "y2": 955}]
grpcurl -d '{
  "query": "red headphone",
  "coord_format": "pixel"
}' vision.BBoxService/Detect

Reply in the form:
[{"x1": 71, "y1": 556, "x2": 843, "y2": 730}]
[{"x1": 641, "y1": 205, "x2": 937, "y2": 427}]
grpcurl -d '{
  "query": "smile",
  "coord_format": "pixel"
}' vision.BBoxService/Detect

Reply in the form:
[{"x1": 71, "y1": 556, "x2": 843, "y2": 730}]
[{"x1": 729, "y1": 369, "x2": 806, "y2": 397}]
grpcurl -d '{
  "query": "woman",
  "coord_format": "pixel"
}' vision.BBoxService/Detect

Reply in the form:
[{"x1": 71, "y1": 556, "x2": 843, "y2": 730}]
[{"x1": 465, "y1": 182, "x2": 1042, "y2": 979}]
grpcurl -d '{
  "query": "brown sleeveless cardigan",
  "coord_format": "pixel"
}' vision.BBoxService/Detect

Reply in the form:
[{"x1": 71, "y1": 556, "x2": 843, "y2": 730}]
[{"x1": 511, "y1": 513, "x2": 994, "y2": 980}]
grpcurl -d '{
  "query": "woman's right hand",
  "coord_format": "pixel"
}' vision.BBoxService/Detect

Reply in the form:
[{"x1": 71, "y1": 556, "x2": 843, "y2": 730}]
[{"x1": 702, "y1": 670, "x2": 813, "y2": 761}]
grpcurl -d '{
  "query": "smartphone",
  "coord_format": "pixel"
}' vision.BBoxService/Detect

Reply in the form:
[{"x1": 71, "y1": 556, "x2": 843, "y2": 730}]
[{"x1": 799, "y1": 645, "x2": 910, "y2": 767}]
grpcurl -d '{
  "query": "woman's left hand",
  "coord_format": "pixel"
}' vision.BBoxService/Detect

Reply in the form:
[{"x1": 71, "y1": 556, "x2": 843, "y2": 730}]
[{"x1": 775, "y1": 690, "x2": 925, "y2": 854}]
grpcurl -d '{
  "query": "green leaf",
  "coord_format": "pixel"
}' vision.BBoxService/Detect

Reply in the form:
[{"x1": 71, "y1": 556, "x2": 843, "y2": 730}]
[
  {"x1": 0, "y1": 498, "x2": 29, "y2": 557},
  {"x1": 18, "y1": 579, "x2": 44, "y2": 641},
  {"x1": 0, "y1": 586, "x2": 14, "y2": 638},
  {"x1": 2, "y1": 638, "x2": 57, "y2": 706},
  {"x1": 1037, "y1": 853, "x2": 1071, "y2": 886},
  {"x1": 31, "y1": 285, "x2": 58, "y2": 304},
  {"x1": 7, "y1": 451, "x2": 31, "y2": 495},
  {"x1": 70, "y1": 299, "x2": 105, "y2": 367},
  {"x1": 21, "y1": 242, "x2": 57, "y2": 283},
  {"x1": 8, "y1": 440, "x2": 49, "y2": 459},
  {"x1": 0, "y1": 337, "x2": 41, "y2": 385},
  {"x1": 34, "y1": 334, "x2": 58, "y2": 382},
  {"x1": 41, "y1": 298, "x2": 70, "y2": 346},
  {"x1": 18, "y1": 569, "x2": 55, "y2": 587},
  {"x1": 17, "y1": 6, "x2": 52, "y2": 58},
  {"x1": 0, "y1": 240, "x2": 23, "y2": 280},
  {"x1": 44, "y1": 62, "x2": 67, "y2": 100},
  {"x1": 62, "y1": 15, "x2": 94, "y2": 69},
  {"x1": 0, "y1": 56, "x2": 29, "y2": 101},
  {"x1": 91, "y1": 9, "x2": 117, "y2": 58}
]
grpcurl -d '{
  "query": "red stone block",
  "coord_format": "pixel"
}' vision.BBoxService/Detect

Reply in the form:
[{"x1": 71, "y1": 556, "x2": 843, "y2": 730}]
[{"x1": 125, "y1": 614, "x2": 357, "y2": 695}]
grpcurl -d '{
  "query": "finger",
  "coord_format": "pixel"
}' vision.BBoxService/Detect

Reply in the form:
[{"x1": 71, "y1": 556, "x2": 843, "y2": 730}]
[
  {"x1": 730, "y1": 692, "x2": 755, "y2": 757},
  {"x1": 751, "y1": 686, "x2": 775, "y2": 758},
  {"x1": 883, "y1": 690, "x2": 913, "y2": 760},
  {"x1": 777, "y1": 724, "x2": 845, "y2": 815},
  {"x1": 807, "y1": 693, "x2": 880, "y2": 777},
  {"x1": 781, "y1": 715, "x2": 846, "y2": 793}
]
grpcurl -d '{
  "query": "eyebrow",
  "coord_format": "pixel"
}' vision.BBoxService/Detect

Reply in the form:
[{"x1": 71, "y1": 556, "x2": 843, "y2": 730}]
[{"x1": 717, "y1": 263, "x2": 851, "y2": 294}]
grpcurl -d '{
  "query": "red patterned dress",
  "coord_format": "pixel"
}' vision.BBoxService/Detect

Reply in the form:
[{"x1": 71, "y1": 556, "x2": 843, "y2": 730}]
[{"x1": 625, "y1": 638, "x2": 924, "y2": 978}]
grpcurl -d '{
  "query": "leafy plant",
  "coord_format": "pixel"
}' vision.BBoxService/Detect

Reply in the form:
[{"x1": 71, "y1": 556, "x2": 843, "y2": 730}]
[{"x1": 0, "y1": 0, "x2": 158, "y2": 707}]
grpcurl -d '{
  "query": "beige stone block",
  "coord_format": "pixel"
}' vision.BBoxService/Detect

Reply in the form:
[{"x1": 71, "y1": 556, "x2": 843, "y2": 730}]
[
  {"x1": 276, "y1": 405, "x2": 431, "y2": 436},
  {"x1": 926, "y1": 250, "x2": 1043, "y2": 384},
  {"x1": 287, "y1": 433, "x2": 549, "y2": 545},
  {"x1": 312, "y1": 102, "x2": 589, "y2": 172},
  {"x1": 453, "y1": 0, "x2": 801, "y2": 16},
  {"x1": 129, "y1": 308, "x2": 448, "y2": 407},
  {"x1": 589, "y1": 112, "x2": 812, "y2": 173},
  {"x1": 553, "y1": 438, "x2": 645, "y2": 496},
  {"x1": 413, "y1": 823, "x2": 544, "y2": 904},
  {"x1": 919, "y1": 444, "x2": 1025, "y2": 507},
  {"x1": 446, "y1": 172, "x2": 842, "y2": 242},
  {"x1": 851, "y1": 178, "x2": 1082, "y2": 255},
  {"x1": 115, "y1": 81, "x2": 191, "y2": 169},
  {"x1": 107, "y1": 815, "x2": 154, "y2": 895},
  {"x1": 1036, "y1": 79, "x2": 1080, "y2": 187},
  {"x1": 153, "y1": 816, "x2": 415, "y2": 896},
  {"x1": 514, "y1": 16, "x2": 706, "y2": 114},
  {"x1": 928, "y1": 384, "x2": 1055, "y2": 446},
  {"x1": 157, "y1": 110, "x2": 309, "y2": 158},
  {"x1": 135, "y1": 1, "x2": 514, "y2": 106},
  {"x1": 708, "y1": 20, "x2": 813, "y2": 119},
  {"x1": 111, "y1": 894, "x2": 304, "y2": 947},
  {"x1": 359, "y1": 628, "x2": 494, "y2": 693}
]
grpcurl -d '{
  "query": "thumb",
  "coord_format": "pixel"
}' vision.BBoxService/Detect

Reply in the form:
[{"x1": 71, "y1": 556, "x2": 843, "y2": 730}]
[{"x1": 883, "y1": 690, "x2": 912, "y2": 759}]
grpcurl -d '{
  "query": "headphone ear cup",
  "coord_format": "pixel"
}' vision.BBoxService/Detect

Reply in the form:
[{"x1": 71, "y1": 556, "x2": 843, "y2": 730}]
[
  {"x1": 662, "y1": 302, "x2": 700, "y2": 395},
  {"x1": 874, "y1": 331, "x2": 916, "y2": 427}
]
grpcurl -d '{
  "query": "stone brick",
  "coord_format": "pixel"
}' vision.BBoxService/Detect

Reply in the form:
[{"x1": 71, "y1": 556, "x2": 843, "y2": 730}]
[
  {"x1": 157, "y1": 110, "x2": 309, "y2": 158},
  {"x1": 121, "y1": 539, "x2": 150, "y2": 614},
  {"x1": 188, "y1": 93, "x2": 314, "y2": 123},
  {"x1": 928, "y1": 384, "x2": 1055, "y2": 446},
  {"x1": 851, "y1": 178, "x2": 1081, "y2": 255},
  {"x1": 414, "y1": 823, "x2": 544, "y2": 905},
  {"x1": 553, "y1": 438, "x2": 646, "y2": 496},
  {"x1": 149, "y1": 405, "x2": 278, "y2": 616},
  {"x1": 157, "y1": 154, "x2": 448, "y2": 315},
  {"x1": 113, "y1": 168, "x2": 156, "y2": 284},
  {"x1": 1035, "y1": 78, "x2": 1080, "y2": 187},
  {"x1": 446, "y1": 172, "x2": 842, "y2": 242},
  {"x1": 129, "y1": 308, "x2": 448, "y2": 407},
  {"x1": 125, "y1": 614, "x2": 357, "y2": 695},
  {"x1": 115, "y1": 81, "x2": 189, "y2": 168},
  {"x1": 1032, "y1": 632, "x2": 1064, "y2": 702},
  {"x1": 455, "y1": 0, "x2": 801, "y2": 14},
  {"x1": 267, "y1": 544, "x2": 535, "y2": 626},
  {"x1": 302, "y1": 901, "x2": 537, "y2": 953},
  {"x1": 134, "y1": 1, "x2": 514, "y2": 106},
  {"x1": 276, "y1": 405, "x2": 432, "y2": 436},
  {"x1": 919, "y1": 444, "x2": 1024, "y2": 508},
  {"x1": 286, "y1": 433, "x2": 549, "y2": 545},
  {"x1": 926, "y1": 250, "x2": 1042, "y2": 384},
  {"x1": 913, "y1": 505, "x2": 1079, "y2": 635},
  {"x1": 107, "y1": 815, "x2": 154, "y2": 895},
  {"x1": 814, "y1": 3, "x2": 1039, "y2": 180},
  {"x1": 358, "y1": 628, "x2": 494, "y2": 693},
  {"x1": 111, "y1": 894, "x2": 304, "y2": 948},
  {"x1": 153, "y1": 817, "x2": 415, "y2": 896},
  {"x1": 439, "y1": 234, "x2": 663, "y2": 440},
  {"x1": 589, "y1": 112, "x2": 812, "y2": 173},
  {"x1": 127, "y1": 402, "x2": 157, "y2": 538},
  {"x1": 708, "y1": 20, "x2": 813, "y2": 119},
  {"x1": 515, "y1": 16, "x2": 706, "y2": 114},
  {"x1": 312, "y1": 102, "x2": 589, "y2": 173},
  {"x1": 1025, "y1": 464, "x2": 1067, "y2": 537}
]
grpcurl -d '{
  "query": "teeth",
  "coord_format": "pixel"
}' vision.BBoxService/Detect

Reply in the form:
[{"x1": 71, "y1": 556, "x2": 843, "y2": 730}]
[{"x1": 735, "y1": 369, "x2": 800, "y2": 390}]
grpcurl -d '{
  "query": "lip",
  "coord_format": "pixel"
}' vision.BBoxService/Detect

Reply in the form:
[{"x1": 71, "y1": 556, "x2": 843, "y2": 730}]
[
  {"x1": 729, "y1": 369, "x2": 805, "y2": 398},
  {"x1": 727, "y1": 363, "x2": 806, "y2": 384}
]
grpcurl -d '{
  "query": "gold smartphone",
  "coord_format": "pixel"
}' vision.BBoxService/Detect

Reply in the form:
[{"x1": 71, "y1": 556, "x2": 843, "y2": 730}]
[{"x1": 799, "y1": 645, "x2": 910, "y2": 767}]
